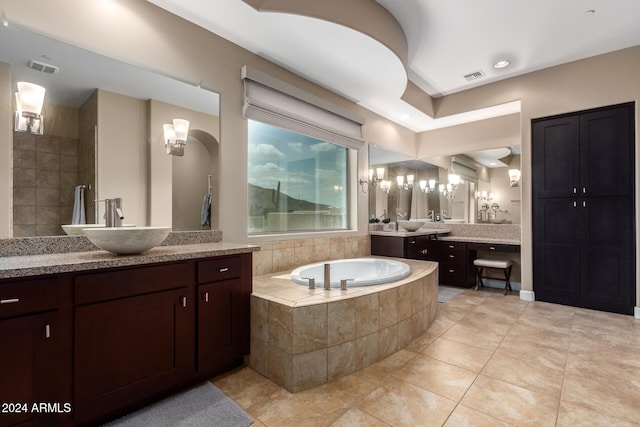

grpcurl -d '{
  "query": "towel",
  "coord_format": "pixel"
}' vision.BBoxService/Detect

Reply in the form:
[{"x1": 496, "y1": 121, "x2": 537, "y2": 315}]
[
  {"x1": 72, "y1": 185, "x2": 86, "y2": 225},
  {"x1": 201, "y1": 193, "x2": 211, "y2": 227}
]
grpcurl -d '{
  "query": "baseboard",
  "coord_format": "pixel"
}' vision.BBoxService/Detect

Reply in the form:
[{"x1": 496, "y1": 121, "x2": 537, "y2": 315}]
[
  {"x1": 519, "y1": 290, "x2": 535, "y2": 302},
  {"x1": 635, "y1": 306, "x2": 640, "y2": 319}
]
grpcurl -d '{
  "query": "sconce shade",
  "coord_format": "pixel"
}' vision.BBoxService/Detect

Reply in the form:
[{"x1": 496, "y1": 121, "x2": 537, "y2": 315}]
[
  {"x1": 429, "y1": 179, "x2": 436, "y2": 189},
  {"x1": 509, "y1": 169, "x2": 521, "y2": 187},
  {"x1": 407, "y1": 175, "x2": 414, "y2": 187},
  {"x1": 448, "y1": 173, "x2": 460, "y2": 186},
  {"x1": 173, "y1": 118, "x2": 190, "y2": 141},
  {"x1": 396, "y1": 175, "x2": 404, "y2": 187},
  {"x1": 376, "y1": 167, "x2": 385, "y2": 180},
  {"x1": 419, "y1": 180, "x2": 427, "y2": 191},
  {"x1": 163, "y1": 123, "x2": 176, "y2": 141},
  {"x1": 17, "y1": 82, "x2": 46, "y2": 116}
]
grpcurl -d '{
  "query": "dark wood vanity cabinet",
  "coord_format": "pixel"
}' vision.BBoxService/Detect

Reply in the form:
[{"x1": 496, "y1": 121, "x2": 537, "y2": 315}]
[
  {"x1": 0, "y1": 252, "x2": 253, "y2": 426},
  {"x1": 0, "y1": 276, "x2": 72, "y2": 427},
  {"x1": 196, "y1": 254, "x2": 252, "y2": 377},
  {"x1": 73, "y1": 262, "x2": 195, "y2": 424}
]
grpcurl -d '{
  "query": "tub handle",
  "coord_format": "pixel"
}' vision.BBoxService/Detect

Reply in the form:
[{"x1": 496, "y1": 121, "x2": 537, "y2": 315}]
[
  {"x1": 303, "y1": 277, "x2": 316, "y2": 289},
  {"x1": 340, "y1": 279, "x2": 354, "y2": 290}
]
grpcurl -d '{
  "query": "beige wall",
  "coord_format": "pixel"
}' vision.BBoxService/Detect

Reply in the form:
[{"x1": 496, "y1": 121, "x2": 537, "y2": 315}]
[{"x1": 96, "y1": 89, "x2": 148, "y2": 226}]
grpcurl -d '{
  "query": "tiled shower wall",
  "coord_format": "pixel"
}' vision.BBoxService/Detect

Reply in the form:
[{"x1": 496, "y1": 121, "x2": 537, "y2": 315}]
[
  {"x1": 12, "y1": 131, "x2": 80, "y2": 236},
  {"x1": 252, "y1": 235, "x2": 371, "y2": 276}
]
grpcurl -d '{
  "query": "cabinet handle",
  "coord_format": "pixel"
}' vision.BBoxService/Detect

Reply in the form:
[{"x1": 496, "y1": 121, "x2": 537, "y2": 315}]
[
  {"x1": 219, "y1": 267, "x2": 229, "y2": 273},
  {"x1": 409, "y1": 240, "x2": 416, "y2": 244},
  {"x1": 448, "y1": 269, "x2": 455, "y2": 273},
  {"x1": 489, "y1": 246, "x2": 496, "y2": 250},
  {"x1": 449, "y1": 254, "x2": 455, "y2": 258},
  {"x1": 0, "y1": 298, "x2": 19, "y2": 304},
  {"x1": 582, "y1": 187, "x2": 586, "y2": 194},
  {"x1": 181, "y1": 296, "x2": 187, "y2": 307},
  {"x1": 573, "y1": 201, "x2": 577, "y2": 208},
  {"x1": 573, "y1": 187, "x2": 577, "y2": 194},
  {"x1": 448, "y1": 245, "x2": 455, "y2": 249},
  {"x1": 204, "y1": 292, "x2": 210, "y2": 303},
  {"x1": 45, "y1": 324, "x2": 51, "y2": 338},
  {"x1": 583, "y1": 201, "x2": 587, "y2": 208},
  {"x1": 421, "y1": 249, "x2": 428, "y2": 255}
]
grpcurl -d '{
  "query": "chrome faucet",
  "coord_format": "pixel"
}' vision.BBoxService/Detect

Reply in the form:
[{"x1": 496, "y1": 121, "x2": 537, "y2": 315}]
[
  {"x1": 323, "y1": 263, "x2": 331, "y2": 290},
  {"x1": 104, "y1": 198, "x2": 124, "y2": 227}
]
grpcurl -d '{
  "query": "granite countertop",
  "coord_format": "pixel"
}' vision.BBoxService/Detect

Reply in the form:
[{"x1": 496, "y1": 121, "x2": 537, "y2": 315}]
[
  {"x1": 0, "y1": 242, "x2": 260, "y2": 280},
  {"x1": 369, "y1": 228, "x2": 452, "y2": 237}
]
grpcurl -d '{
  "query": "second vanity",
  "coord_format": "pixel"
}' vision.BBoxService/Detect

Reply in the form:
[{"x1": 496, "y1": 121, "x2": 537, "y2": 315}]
[
  {"x1": 0, "y1": 235, "x2": 258, "y2": 427},
  {"x1": 371, "y1": 223, "x2": 520, "y2": 287}
]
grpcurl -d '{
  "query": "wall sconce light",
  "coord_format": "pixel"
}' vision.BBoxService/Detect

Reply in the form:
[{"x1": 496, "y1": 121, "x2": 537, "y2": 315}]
[
  {"x1": 509, "y1": 169, "x2": 521, "y2": 187},
  {"x1": 477, "y1": 191, "x2": 494, "y2": 201},
  {"x1": 15, "y1": 82, "x2": 46, "y2": 135},
  {"x1": 359, "y1": 167, "x2": 385, "y2": 192},
  {"x1": 380, "y1": 180, "x2": 391, "y2": 194},
  {"x1": 163, "y1": 118, "x2": 190, "y2": 156},
  {"x1": 419, "y1": 179, "x2": 437, "y2": 193},
  {"x1": 448, "y1": 173, "x2": 460, "y2": 190},
  {"x1": 396, "y1": 174, "x2": 414, "y2": 190}
]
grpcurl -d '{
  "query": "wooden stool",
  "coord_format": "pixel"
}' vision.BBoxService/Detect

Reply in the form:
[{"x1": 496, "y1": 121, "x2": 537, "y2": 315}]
[{"x1": 473, "y1": 258, "x2": 514, "y2": 295}]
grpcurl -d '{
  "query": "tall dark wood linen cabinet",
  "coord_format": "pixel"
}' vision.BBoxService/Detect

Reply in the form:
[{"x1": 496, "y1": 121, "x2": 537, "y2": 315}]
[{"x1": 532, "y1": 102, "x2": 635, "y2": 315}]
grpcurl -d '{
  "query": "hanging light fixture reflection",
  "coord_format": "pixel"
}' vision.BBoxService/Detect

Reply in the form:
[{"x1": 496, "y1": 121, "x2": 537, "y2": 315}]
[
  {"x1": 15, "y1": 82, "x2": 46, "y2": 135},
  {"x1": 163, "y1": 118, "x2": 190, "y2": 156}
]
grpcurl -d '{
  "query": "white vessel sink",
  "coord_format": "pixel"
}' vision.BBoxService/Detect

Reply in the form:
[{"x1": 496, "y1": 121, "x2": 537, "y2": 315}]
[
  {"x1": 83, "y1": 226, "x2": 171, "y2": 255},
  {"x1": 62, "y1": 223, "x2": 136, "y2": 236},
  {"x1": 397, "y1": 220, "x2": 425, "y2": 231}
]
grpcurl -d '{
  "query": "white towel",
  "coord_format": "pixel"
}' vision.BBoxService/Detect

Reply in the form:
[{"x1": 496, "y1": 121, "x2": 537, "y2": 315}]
[{"x1": 72, "y1": 185, "x2": 86, "y2": 225}]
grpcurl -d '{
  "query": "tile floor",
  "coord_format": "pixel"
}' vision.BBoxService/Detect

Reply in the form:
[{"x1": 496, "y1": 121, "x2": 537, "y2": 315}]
[{"x1": 213, "y1": 287, "x2": 640, "y2": 426}]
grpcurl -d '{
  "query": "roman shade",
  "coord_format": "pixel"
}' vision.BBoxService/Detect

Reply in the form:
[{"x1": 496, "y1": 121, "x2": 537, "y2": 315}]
[{"x1": 241, "y1": 65, "x2": 365, "y2": 150}]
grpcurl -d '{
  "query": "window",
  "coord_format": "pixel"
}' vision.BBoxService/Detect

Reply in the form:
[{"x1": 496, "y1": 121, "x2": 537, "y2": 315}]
[{"x1": 248, "y1": 120, "x2": 348, "y2": 234}]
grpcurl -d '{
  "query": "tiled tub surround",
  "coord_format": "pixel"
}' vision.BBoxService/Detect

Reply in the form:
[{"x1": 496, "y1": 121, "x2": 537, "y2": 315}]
[
  {"x1": 249, "y1": 258, "x2": 439, "y2": 392},
  {"x1": 251, "y1": 235, "x2": 371, "y2": 276}
]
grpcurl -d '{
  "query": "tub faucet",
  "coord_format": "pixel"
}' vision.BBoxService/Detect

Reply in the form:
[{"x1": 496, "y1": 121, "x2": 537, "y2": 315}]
[{"x1": 323, "y1": 263, "x2": 331, "y2": 290}]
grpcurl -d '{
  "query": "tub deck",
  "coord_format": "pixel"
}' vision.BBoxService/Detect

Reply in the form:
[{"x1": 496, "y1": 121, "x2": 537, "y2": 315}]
[{"x1": 249, "y1": 257, "x2": 439, "y2": 392}]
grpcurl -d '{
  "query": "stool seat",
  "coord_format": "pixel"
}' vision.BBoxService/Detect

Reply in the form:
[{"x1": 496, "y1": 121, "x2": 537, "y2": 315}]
[
  {"x1": 473, "y1": 258, "x2": 514, "y2": 295},
  {"x1": 473, "y1": 258, "x2": 513, "y2": 269}
]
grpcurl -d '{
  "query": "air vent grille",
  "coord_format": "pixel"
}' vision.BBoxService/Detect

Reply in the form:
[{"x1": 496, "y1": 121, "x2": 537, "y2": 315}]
[
  {"x1": 463, "y1": 70, "x2": 485, "y2": 81},
  {"x1": 28, "y1": 60, "x2": 59, "y2": 74}
]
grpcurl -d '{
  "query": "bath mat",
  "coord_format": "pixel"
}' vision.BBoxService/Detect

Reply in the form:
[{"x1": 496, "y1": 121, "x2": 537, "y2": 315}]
[
  {"x1": 438, "y1": 286, "x2": 464, "y2": 303},
  {"x1": 102, "y1": 382, "x2": 253, "y2": 427}
]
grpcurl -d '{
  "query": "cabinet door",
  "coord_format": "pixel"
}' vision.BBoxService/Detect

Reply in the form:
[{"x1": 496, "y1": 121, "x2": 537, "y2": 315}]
[
  {"x1": 0, "y1": 311, "x2": 67, "y2": 427},
  {"x1": 74, "y1": 288, "x2": 192, "y2": 424},
  {"x1": 580, "y1": 196, "x2": 635, "y2": 314},
  {"x1": 580, "y1": 104, "x2": 634, "y2": 197},
  {"x1": 198, "y1": 280, "x2": 239, "y2": 376},
  {"x1": 532, "y1": 115, "x2": 580, "y2": 199},
  {"x1": 533, "y1": 198, "x2": 581, "y2": 304}
]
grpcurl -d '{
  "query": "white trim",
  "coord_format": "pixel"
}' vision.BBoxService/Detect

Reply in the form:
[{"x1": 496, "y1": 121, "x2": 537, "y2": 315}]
[
  {"x1": 635, "y1": 306, "x2": 640, "y2": 319},
  {"x1": 519, "y1": 290, "x2": 535, "y2": 302}
]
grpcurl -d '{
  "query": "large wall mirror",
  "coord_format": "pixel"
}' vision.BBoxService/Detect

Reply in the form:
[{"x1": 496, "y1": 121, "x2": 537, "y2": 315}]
[
  {"x1": 1, "y1": 24, "x2": 220, "y2": 237},
  {"x1": 369, "y1": 144, "x2": 521, "y2": 225}
]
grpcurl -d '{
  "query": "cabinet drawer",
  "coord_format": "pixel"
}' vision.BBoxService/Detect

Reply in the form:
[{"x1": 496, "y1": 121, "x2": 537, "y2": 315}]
[
  {"x1": 439, "y1": 262, "x2": 468, "y2": 286},
  {"x1": 0, "y1": 276, "x2": 68, "y2": 318},
  {"x1": 467, "y1": 242, "x2": 520, "y2": 253},
  {"x1": 75, "y1": 262, "x2": 193, "y2": 305},
  {"x1": 198, "y1": 256, "x2": 242, "y2": 283},
  {"x1": 439, "y1": 241, "x2": 467, "y2": 253}
]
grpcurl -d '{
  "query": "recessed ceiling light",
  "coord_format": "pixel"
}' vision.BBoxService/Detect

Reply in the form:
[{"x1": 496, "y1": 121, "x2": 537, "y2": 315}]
[
  {"x1": 398, "y1": 114, "x2": 411, "y2": 121},
  {"x1": 493, "y1": 60, "x2": 510, "y2": 69}
]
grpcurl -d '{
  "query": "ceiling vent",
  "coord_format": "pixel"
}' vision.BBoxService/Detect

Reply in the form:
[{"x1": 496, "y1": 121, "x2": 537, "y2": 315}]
[
  {"x1": 463, "y1": 70, "x2": 485, "y2": 81},
  {"x1": 27, "y1": 60, "x2": 59, "y2": 74}
]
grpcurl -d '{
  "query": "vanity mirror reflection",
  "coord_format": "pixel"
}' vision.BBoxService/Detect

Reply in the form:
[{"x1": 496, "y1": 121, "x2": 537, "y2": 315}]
[
  {"x1": 1, "y1": 24, "x2": 220, "y2": 237},
  {"x1": 369, "y1": 144, "x2": 521, "y2": 225}
]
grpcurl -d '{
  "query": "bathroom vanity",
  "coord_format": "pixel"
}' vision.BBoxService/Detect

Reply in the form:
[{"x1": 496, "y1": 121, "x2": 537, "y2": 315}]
[
  {"x1": 371, "y1": 225, "x2": 520, "y2": 287},
  {"x1": 0, "y1": 241, "x2": 257, "y2": 426}
]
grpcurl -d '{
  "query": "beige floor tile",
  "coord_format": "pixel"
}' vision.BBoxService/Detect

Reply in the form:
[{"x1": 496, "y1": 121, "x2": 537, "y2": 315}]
[
  {"x1": 481, "y1": 350, "x2": 564, "y2": 398},
  {"x1": 454, "y1": 311, "x2": 515, "y2": 336},
  {"x1": 561, "y1": 371, "x2": 640, "y2": 424},
  {"x1": 565, "y1": 344, "x2": 640, "y2": 384},
  {"x1": 358, "y1": 377, "x2": 457, "y2": 427},
  {"x1": 422, "y1": 337, "x2": 493, "y2": 373},
  {"x1": 443, "y1": 404, "x2": 509, "y2": 427},
  {"x1": 442, "y1": 323, "x2": 505, "y2": 351},
  {"x1": 461, "y1": 375, "x2": 559, "y2": 426},
  {"x1": 393, "y1": 355, "x2": 477, "y2": 401},
  {"x1": 556, "y1": 400, "x2": 637, "y2": 427},
  {"x1": 212, "y1": 367, "x2": 282, "y2": 409},
  {"x1": 367, "y1": 348, "x2": 418, "y2": 375},
  {"x1": 330, "y1": 407, "x2": 391, "y2": 426}
]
